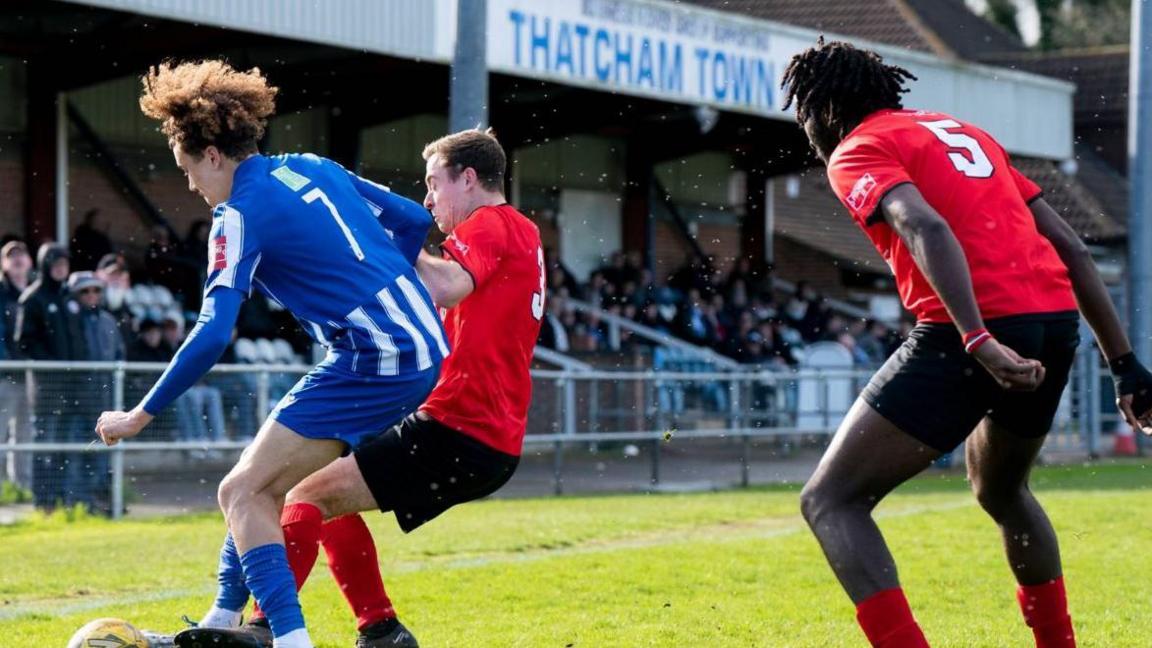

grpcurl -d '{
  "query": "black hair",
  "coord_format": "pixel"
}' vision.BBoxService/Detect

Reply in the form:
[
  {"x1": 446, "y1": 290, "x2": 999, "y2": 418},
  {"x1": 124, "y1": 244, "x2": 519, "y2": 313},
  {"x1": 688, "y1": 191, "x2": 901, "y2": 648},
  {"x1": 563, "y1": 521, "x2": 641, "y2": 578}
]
[{"x1": 781, "y1": 37, "x2": 917, "y2": 141}]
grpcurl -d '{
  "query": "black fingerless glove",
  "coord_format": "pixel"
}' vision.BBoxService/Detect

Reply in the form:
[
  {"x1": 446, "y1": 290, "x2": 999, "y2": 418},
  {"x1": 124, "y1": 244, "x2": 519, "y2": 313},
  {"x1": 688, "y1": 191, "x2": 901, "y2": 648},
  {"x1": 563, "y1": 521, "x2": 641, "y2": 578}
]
[{"x1": 1109, "y1": 352, "x2": 1152, "y2": 415}]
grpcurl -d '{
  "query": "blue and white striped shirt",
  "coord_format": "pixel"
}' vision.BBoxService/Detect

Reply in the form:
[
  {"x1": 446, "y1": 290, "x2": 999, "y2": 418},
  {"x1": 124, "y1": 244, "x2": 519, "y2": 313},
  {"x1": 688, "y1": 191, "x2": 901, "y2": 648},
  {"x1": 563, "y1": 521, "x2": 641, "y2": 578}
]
[{"x1": 141, "y1": 153, "x2": 446, "y2": 415}]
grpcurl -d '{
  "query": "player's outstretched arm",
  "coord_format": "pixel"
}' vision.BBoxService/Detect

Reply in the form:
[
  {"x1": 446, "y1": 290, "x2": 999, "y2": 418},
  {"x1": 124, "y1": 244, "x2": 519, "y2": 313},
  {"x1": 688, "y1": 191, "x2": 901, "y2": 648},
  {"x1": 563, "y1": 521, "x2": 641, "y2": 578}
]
[
  {"x1": 345, "y1": 170, "x2": 433, "y2": 264},
  {"x1": 1030, "y1": 197, "x2": 1152, "y2": 432},
  {"x1": 95, "y1": 287, "x2": 244, "y2": 445},
  {"x1": 880, "y1": 184, "x2": 1045, "y2": 391},
  {"x1": 416, "y1": 250, "x2": 474, "y2": 308}
]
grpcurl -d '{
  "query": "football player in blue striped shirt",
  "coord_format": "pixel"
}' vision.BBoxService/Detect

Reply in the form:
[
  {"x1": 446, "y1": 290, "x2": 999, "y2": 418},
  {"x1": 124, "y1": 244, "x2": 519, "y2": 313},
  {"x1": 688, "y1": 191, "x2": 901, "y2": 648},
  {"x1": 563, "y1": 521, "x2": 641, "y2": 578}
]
[{"x1": 95, "y1": 60, "x2": 446, "y2": 648}]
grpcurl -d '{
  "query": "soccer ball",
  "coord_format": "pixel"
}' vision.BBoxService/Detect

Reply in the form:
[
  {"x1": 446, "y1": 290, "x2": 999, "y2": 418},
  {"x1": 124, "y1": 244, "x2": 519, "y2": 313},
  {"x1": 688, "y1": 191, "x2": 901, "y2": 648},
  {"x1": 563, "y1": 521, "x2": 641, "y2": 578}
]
[{"x1": 66, "y1": 618, "x2": 149, "y2": 648}]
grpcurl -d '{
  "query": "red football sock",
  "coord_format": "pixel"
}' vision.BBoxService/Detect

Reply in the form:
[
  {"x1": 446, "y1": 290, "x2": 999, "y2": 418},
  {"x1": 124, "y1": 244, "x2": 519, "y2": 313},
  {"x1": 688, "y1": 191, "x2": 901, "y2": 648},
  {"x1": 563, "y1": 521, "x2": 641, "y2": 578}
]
[
  {"x1": 1017, "y1": 577, "x2": 1076, "y2": 648},
  {"x1": 856, "y1": 588, "x2": 931, "y2": 648},
  {"x1": 250, "y1": 502, "x2": 324, "y2": 622},
  {"x1": 322, "y1": 513, "x2": 396, "y2": 631}
]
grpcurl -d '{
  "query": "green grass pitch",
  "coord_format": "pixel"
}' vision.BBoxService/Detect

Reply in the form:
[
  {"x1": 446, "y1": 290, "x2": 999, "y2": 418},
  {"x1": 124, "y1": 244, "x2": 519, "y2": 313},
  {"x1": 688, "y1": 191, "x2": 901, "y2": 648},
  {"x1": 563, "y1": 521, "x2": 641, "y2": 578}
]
[{"x1": 2, "y1": 462, "x2": 1149, "y2": 646}]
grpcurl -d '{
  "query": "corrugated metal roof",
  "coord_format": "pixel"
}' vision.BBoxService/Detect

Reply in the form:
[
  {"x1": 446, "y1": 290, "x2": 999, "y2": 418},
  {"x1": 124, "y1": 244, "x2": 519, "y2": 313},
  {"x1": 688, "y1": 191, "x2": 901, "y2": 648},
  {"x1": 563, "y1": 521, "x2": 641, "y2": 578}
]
[
  {"x1": 56, "y1": 0, "x2": 1075, "y2": 159},
  {"x1": 682, "y1": 0, "x2": 937, "y2": 54},
  {"x1": 61, "y1": 0, "x2": 448, "y2": 62}
]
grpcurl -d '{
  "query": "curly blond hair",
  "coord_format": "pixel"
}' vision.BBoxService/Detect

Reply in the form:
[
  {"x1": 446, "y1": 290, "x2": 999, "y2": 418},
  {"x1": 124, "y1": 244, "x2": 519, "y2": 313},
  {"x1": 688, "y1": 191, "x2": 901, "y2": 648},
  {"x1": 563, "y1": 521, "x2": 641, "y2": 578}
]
[{"x1": 139, "y1": 60, "x2": 278, "y2": 159}]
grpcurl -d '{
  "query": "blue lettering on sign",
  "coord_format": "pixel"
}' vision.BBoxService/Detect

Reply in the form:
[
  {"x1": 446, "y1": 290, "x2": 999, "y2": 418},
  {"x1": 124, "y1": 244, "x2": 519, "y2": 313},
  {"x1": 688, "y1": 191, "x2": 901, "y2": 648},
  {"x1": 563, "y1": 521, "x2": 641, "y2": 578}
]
[
  {"x1": 694, "y1": 47, "x2": 709, "y2": 98},
  {"x1": 509, "y1": 10, "x2": 526, "y2": 66},
  {"x1": 555, "y1": 21, "x2": 574, "y2": 75},
  {"x1": 531, "y1": 15, "x2": 551, "y2": 70},
  {"x1": 614, "y1": 32, "x2": 633, "y2": 84},
  {"x1": 758, "y1": 59, "x2": 775, "y2": 109},
  {"x1": 573, "y1": 24, "x2": 591, "y2": 76},
  {"x1": 594, "y1": 28, "x2": 612, "y2": 81},
  {"x1": 659, "y1": 41, "x2": 683, "y2": 93},
  {"x1": 636, "y1": 38, "x2": 654, "y2": 88},
  {"x1": 731, "y1": 54, "x2": 752, "y2": 104},
  {"x1": 505, "y1": 11, "x2": 776, "y2": 110},
  {"x1": 712, "y1": 50, "x2": 728, "y2": 101}
]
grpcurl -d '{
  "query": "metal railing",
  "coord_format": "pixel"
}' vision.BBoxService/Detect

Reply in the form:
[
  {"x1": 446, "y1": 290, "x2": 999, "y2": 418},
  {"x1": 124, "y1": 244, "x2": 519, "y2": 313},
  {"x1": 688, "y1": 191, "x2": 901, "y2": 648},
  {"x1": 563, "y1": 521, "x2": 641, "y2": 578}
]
[
  {"x1": 0, "y1": 341, "x2": 1113, "y2": 517},
  {"x1": 564, "y1": 299, "x2": 741, "y2": 368}
]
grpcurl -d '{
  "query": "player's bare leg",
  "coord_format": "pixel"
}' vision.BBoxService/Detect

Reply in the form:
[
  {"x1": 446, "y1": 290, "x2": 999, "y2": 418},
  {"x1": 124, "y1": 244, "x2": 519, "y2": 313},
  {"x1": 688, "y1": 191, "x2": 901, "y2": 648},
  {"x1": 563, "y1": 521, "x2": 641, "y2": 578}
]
[
  {"x1": 178, "y1": 420, "x2": 343, "y2": 648},
  {"x1": 219, "y1": 420, "x2": 344, "y2": 552},
  {"x1": 800, "y1": 398, "x2": 940, "y2": 646},
  {"x1": 966, "y1": 419, "x2": 1061, "y2": 585},
  {"x1": 967, "y1": 419, "x2": 1075, "y2": 647},
  {"x1": 285, "y1": 453, "x2": 377, "y2": 518},
  {"x1": 801, "y1": 399, "x2": 941, "y2": 600},
  {"x1": 234, "y1": 451, "x2": 419, "y2": 647}
]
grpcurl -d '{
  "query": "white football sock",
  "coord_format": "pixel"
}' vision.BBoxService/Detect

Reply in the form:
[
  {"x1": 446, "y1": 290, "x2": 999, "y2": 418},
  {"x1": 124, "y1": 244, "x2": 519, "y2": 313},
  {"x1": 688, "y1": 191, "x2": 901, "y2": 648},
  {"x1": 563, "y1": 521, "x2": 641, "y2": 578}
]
[
  {"x1": 272, "y1": 628, "x2": 313, "y2": 648},
  {"x1": 199, "y1": 605, "x2": 242, "y2": 629}
]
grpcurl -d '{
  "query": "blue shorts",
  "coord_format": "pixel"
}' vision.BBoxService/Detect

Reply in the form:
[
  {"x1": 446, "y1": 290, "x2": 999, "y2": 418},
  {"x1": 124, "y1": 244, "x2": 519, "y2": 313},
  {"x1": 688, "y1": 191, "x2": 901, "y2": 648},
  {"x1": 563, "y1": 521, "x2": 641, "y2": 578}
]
[{"x1": 270, "y1": 363, "x2": 439, "y2": 451}]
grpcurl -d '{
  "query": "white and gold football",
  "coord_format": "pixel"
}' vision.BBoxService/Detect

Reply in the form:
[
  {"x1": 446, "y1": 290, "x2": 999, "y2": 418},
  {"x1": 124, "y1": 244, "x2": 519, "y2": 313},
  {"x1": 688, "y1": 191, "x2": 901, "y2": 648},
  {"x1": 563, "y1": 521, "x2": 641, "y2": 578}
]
[{"x1": 66, "y1": 618, "x2": 149, "y2": 648}]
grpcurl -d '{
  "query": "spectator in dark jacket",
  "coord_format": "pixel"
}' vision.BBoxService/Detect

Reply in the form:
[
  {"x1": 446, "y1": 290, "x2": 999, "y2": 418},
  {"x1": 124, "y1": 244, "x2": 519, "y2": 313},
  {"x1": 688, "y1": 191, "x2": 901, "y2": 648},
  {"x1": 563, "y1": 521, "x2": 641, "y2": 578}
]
[
  {"x1": 1, "y1": 240, "x2": 33, "y2": 357},
  {"x1": 127, "y1": 318, "x2": 171, "y2": 363},
  {"x1": 16, "y1": 243, "x2": 81, "y2": 361},
  {"x1": 16, "y1": 243, "x2": 90, "y2": 511},
  {"x1": 1, "y1": 240, "x2": 34, "y2": 488},
  {"x1": 71, "y1": 272, "x2": 126, "y2": 364},
  {"x1": 68, "y1": 271, "x2": 125, "y2": 515}
]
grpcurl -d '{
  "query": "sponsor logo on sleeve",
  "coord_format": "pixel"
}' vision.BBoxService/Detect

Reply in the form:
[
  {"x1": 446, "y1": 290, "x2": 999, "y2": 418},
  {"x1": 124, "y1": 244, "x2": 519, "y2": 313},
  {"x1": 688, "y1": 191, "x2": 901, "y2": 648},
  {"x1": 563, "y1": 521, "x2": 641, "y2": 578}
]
[
  {"x1": 213, "y1": 236, "x2": 228, "y2": 271},
  {"x1": 846, "y1": 173, "x2": 878, "y2": 212}
]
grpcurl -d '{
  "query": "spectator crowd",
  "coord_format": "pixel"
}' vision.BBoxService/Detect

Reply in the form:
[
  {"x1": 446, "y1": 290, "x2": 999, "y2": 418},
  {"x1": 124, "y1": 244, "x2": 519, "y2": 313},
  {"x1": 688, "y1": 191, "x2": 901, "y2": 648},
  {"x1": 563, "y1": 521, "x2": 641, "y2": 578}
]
[
  {"x1": 1, "y1": 218, "x2": 306, "y2": 515},
  {"x1": 2, "y1": 220, "x2": 906, "y2": 516},
  {"x1": 537, "y1": 250, "x2": 906, "y2": 368}
]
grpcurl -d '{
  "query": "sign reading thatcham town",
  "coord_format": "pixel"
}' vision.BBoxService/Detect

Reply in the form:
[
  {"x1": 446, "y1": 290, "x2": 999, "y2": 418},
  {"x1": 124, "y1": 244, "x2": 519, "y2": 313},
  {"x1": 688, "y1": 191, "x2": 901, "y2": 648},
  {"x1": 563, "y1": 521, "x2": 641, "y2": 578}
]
[{"x1": 490, "y1": 0, "x2": 789, "y2": 117}]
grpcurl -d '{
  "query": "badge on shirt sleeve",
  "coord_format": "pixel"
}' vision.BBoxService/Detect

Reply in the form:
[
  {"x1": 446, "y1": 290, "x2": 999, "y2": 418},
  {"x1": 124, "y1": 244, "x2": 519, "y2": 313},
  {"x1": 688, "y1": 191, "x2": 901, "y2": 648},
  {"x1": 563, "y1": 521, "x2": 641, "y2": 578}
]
[
  {"x1": 847, "y1": 173, "x2": 878, "y2": 212},
  {"x1": 213, "y1": 236, "x2": 228, "y2": 271}
]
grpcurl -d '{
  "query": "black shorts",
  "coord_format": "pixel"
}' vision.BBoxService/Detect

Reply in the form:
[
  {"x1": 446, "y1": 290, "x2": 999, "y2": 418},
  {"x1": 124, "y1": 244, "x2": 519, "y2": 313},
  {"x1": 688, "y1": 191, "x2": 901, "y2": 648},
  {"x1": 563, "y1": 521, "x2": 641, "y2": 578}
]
[
  {"x1": 862, "y1": 312, "x2": 1080, "y2": 453},
  {"x1": 354, "y1": 413, "x2": 519, "y2": 533}
]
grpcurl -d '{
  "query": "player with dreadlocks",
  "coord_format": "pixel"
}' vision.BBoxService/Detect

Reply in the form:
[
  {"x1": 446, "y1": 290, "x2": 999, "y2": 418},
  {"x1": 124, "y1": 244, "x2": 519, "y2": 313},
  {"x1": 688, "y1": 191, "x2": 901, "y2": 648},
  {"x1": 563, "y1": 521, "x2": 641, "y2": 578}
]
[{"x1": 781, "y1": 38, "x2": 1152, "y2": 648}]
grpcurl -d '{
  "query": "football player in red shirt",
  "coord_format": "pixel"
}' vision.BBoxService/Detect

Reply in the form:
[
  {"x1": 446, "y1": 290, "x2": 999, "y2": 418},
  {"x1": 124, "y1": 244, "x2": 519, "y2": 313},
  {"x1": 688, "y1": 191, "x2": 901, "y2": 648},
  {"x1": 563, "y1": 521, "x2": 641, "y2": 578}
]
[
  {"x1": 180, "y1": 129, "x2": 544, "y2": 648},
  {"x1": 781, "y1": 39, "x2": 1152, "y2": 648}
]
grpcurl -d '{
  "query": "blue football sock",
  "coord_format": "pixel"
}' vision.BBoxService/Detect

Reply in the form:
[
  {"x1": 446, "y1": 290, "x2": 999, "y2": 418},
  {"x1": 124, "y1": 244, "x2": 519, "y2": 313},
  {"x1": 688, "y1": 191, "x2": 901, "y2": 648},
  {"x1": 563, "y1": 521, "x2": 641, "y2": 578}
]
[
  {"x1": 241, "y1": 543, "x2": 306, "y2": 637},
  {"x1": 212, "y1": 533, "x2": 249, "y2": 612}
]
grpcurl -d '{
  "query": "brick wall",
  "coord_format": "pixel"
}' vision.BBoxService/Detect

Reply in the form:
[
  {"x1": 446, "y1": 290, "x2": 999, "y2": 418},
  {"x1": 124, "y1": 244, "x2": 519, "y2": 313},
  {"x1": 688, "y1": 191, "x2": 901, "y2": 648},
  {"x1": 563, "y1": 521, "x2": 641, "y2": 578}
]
[
  {"x1": 772, "y1": 235, "x2": 848, "y2": 298},
  {"x1": 0, "y1": 157, "x2": 24, "y2": 238},
  {"x1": 68, "y1": 157, "x2": 207, "y2": 262}
]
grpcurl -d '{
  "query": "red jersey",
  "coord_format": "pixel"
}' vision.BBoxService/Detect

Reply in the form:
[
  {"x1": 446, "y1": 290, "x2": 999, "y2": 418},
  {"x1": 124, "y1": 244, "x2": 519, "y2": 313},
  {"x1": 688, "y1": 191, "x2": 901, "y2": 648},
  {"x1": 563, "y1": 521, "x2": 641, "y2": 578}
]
[
  {"x1": 419, "y1": 204, "x2": 544, "y2": 456},
  {"x1": 826, "y1": 109, "x2": 1076, "y2": 323}
]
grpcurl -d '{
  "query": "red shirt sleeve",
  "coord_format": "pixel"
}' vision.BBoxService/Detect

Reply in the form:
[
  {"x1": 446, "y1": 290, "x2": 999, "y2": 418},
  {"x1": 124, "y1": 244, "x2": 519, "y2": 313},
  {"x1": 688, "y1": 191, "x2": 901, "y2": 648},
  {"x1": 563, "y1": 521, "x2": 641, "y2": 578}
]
[
  {"x1": 440, "y1": 207, "x2": 508, "y2": 289},
  {"x1": 986, "y1": 135, "x2": 1043, "y2": 203},
  {"x1": 826, "y1": 136, "x2": 913, "y2": 226},
  {"x1": 1008, "y1": 165, "x2": 1043, "y2": 203}
]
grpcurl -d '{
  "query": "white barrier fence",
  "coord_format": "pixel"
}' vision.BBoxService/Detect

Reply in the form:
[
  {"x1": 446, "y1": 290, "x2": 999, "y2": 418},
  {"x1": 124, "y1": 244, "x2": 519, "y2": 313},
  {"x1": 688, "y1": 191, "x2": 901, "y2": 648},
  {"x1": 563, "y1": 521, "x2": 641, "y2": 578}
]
[{"x1": 0, "y1": 347, "x2": 1111, "y2": 517}]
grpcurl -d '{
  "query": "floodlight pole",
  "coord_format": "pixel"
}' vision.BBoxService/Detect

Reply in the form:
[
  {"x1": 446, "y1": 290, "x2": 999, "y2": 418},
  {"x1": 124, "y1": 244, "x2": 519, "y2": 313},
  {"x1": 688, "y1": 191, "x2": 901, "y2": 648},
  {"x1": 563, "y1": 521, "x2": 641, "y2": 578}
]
[
  {"x1": 1129, "y1": 0, "x2": 1151, "y2": 452},
  {"x1": 450, "y1": 0, "x2": 489, "y2": 132}
]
